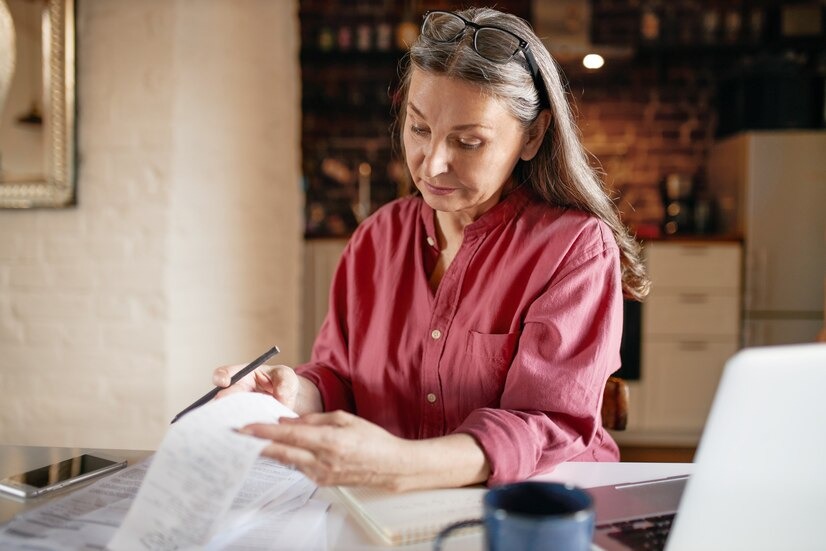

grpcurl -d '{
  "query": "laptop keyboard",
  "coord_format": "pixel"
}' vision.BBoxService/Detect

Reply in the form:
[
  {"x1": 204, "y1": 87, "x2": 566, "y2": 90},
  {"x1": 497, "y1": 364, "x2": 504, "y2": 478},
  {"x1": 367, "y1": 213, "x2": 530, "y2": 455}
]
[{"x1": 597, "y1": 512, "x2": 675, "y2": 550}]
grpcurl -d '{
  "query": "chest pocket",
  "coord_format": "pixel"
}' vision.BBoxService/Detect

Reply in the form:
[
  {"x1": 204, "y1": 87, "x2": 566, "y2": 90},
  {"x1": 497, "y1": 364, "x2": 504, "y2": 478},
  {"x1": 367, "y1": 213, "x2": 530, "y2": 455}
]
[{"x1": 464, "y1": 331, "x2": 521, "y2": 404}]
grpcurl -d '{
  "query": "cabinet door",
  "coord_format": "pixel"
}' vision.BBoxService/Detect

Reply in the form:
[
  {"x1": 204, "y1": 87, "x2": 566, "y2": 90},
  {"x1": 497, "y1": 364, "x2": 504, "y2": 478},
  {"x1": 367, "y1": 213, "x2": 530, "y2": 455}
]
[
  {"x1": 644, "y1": 293, "x2": 740, "y2": 337},
  {"x1": 743, "y1": 318, "x2": 825, "y2": 347},
  {"x1": 642, "y1": 339, "x2": 738, "y2": 434},
  {"x1": 302, "y1": 239, "x2": 348, "y2": 360},
  {"x1": 646, "y1": 242, "x2": 741, "y2": 290}
]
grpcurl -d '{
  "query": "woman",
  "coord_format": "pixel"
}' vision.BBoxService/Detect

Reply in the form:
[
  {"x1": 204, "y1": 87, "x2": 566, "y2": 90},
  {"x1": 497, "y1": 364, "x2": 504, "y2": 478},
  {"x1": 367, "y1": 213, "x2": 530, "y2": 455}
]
[{"x1": 216, "y1": 8, "x2": 649, "y2": 491}]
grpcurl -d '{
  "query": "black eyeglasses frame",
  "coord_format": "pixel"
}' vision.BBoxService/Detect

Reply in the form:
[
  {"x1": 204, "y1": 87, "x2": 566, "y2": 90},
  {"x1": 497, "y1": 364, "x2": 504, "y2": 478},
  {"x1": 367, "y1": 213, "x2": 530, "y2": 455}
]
[{"x1": 421, "y1": 10, "x2": 550, "y2": 108}]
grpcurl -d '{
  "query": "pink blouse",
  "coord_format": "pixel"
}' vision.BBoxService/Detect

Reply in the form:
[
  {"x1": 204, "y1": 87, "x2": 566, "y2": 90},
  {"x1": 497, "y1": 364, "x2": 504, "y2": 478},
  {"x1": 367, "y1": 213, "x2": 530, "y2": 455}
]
[{"x1": 296, "y1": 186, "x2": 623, "y2": 485}]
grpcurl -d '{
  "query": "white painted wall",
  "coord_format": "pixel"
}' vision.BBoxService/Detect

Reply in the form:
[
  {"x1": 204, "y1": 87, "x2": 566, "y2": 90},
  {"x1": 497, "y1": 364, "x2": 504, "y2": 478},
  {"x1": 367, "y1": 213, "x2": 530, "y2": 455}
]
[{"x1": 0, "y1": 0, "x2": 302, "y2": 451}]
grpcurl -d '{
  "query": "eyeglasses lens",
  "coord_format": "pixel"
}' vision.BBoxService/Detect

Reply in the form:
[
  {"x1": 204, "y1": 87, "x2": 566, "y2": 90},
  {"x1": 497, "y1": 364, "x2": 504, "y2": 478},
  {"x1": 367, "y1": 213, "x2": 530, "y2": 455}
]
[
  {"x1": 474, "y1": 28, "x2": 520, "y2": 63},
  {"x1": 423, "y1": 12, "x2": 465, "y2": 42}
]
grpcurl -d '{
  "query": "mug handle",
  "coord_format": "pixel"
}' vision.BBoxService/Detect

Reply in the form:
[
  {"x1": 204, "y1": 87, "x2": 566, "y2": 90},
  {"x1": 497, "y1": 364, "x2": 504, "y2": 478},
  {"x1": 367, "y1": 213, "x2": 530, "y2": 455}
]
[{"x1": 433, "y1": 519, "x2": 484, "y2": 551}]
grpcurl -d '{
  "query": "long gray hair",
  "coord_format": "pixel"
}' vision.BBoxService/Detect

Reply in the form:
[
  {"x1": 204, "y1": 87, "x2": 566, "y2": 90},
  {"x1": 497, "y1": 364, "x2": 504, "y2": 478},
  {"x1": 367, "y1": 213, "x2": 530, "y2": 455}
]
[{"x1": 398, "y1": 7, "x2": 649, "y2": 301}]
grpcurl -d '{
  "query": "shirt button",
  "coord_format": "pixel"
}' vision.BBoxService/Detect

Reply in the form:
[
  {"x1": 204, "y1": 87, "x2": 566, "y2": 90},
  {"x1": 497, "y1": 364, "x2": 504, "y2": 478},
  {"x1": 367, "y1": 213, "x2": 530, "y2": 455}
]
[
  {"x1": 431, "y1": 329, "x2": 442, "y2": 340},
  {"x1": 426, "y1": 393, "x2": 437, "y2": 403},
  {"x1": 426, "y1": 236, "x2": 435, "y2": 247}
]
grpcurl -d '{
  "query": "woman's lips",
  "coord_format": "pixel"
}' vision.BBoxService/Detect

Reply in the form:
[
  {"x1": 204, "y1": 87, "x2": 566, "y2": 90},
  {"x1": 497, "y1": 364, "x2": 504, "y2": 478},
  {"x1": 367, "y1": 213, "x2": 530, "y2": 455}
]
[{"x1": 424, "y1": 181, "x2": 456, "y2": 196}]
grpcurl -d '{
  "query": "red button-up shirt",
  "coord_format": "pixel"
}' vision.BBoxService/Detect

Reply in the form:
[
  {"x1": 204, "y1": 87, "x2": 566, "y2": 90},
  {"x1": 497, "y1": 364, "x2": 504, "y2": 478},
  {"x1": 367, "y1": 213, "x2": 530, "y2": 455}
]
[{"x1": 296, "y1": 186, "x2": 622, "y2": 485}]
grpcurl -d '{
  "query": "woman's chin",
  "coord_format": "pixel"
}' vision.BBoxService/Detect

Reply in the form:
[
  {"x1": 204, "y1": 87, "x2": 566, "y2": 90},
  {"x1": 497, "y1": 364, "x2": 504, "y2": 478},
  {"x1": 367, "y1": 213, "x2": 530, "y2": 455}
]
[{"x1": 421, "y1": 193, "x2": 462, "y2": 212}]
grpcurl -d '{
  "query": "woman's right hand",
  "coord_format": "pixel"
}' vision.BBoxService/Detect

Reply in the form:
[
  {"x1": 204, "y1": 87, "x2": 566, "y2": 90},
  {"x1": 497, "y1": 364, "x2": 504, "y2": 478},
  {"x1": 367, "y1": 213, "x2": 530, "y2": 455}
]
[{"x1": 213, "y1": 364, "x2": 302, "y2": 411}]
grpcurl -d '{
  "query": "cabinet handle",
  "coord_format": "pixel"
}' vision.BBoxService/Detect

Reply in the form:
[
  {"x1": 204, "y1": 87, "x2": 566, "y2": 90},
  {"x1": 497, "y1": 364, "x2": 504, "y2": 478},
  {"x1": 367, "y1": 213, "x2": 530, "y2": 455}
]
[
  {"x1": 746, "y1": 248, "x2": 768, "y2": 310},
  {"x1": 678, "y1": 293, "x2": 709, "y2": 304},
  {"x1": 679, "y1": 246, "x2": 710, "y2": 256},
  {"x1": 678, "y1": 341, "x2": 709, "y2": 351}
]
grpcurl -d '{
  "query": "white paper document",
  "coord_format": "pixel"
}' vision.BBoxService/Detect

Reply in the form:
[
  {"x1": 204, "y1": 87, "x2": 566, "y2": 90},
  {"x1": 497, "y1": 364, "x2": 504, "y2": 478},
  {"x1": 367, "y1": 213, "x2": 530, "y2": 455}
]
[
  {"x1": 0, "y1": 460, "x2": 151, "y2": 550},
  {"x1": 108, "y1": 392, "x2": 301, "y2": 550},
  {"x1": 0, "y1": 393, "x2": 326, "y2": 550}
]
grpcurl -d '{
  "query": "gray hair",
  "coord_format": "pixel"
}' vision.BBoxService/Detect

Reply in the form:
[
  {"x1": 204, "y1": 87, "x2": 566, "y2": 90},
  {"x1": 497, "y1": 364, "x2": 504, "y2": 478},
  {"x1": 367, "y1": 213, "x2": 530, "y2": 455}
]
[{"x1": 399, "y1": 7, "x2": 649, "y2": 300}]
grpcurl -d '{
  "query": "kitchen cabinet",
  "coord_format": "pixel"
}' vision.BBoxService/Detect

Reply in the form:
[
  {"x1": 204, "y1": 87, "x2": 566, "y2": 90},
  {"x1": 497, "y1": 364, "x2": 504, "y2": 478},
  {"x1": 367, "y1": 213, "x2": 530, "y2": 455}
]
[
  {"x1": 618, "y1": 240, "x2": 743, "y2": 446},
  {"x1": 302, "y1": 238, "x2": 348, "y2": 361}
]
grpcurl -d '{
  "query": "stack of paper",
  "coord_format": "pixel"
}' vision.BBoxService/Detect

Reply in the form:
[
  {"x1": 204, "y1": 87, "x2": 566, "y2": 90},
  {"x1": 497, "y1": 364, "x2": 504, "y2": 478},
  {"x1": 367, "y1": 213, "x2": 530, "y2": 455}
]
[{"x1": 0, "y1": 393, "x2": 328, "y2": 550}]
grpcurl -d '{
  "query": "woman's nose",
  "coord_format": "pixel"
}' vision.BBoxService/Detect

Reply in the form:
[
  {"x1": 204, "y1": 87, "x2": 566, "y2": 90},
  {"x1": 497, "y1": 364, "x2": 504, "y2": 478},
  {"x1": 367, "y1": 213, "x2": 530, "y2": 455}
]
[{"x1": 423, "y1": 140, "x2": 450, "y2": 177}]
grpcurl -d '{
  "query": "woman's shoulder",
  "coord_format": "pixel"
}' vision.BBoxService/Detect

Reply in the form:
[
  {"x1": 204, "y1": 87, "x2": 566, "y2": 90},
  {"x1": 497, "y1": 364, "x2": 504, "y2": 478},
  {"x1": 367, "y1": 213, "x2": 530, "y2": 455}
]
[
  {"x1": 372, "y1": 194, "x2": 422, "y2": 220},
  {"x1": 521, "y1": 197, "x2": 618, "y2": 254},
  {"x1": 349, "y1": 195, "x2": 423, "y2": 245}
]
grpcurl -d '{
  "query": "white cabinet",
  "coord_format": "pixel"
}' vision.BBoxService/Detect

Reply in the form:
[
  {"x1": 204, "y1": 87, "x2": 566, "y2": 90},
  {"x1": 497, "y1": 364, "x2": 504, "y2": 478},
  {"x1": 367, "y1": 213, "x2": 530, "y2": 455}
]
[
  {"x1": 620, "y1": 241, "x2": 743, "y2": 446},
  {"x1": 643, "y1": 340, "x2": 739, "y2": 433},
  {"x1": 302, "y1": 239, "x2": 348, "y2": 362}
]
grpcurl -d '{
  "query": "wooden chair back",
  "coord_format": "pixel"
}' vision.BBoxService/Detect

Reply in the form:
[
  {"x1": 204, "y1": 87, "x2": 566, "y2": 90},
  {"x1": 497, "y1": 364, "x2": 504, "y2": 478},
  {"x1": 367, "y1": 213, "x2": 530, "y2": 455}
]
[{"x1": 602, "y1": 376, "x2": 629, "y2": 431}]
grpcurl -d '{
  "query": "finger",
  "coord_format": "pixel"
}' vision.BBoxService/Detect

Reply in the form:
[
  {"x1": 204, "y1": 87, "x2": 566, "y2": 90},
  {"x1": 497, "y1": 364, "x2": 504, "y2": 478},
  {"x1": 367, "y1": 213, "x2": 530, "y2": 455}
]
[
  {"x1": 257, "y1": 441, "x2": 356, "y2": 488},
  {"x1": 213, "y1": 369, "x2": 275, "y2": 402},
  {"x1": 242, "y1": 422, "x2": 339, "y2": 452},
  {"x1": 272, "y1": 377, "x2": 295, "y2": 398},
  {"x1": 212, "y1": 364, "x2": 248, "y2": 387},
  {"x1": 259, "y1": 441, "x2": 318, "y2": 469},
  {"x1": 215, "y1": 383, "x2": 255, "y2": 400},
  {"x1": 284, "y1": 410, "x2": 353, "y2": 427},
  {"x1": 264, "y1": 366, "x2": 297, "y2": 399},
  {"x1": 252, "y1": 369, "x2": 277, "y2": 392}
]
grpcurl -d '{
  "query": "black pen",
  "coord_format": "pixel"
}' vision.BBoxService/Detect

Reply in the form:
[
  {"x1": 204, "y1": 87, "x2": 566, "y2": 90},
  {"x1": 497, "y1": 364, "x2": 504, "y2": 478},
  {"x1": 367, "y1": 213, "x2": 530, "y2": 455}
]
[{"x1": 170, "y1": 345, "x2": 280, "y2": 424}]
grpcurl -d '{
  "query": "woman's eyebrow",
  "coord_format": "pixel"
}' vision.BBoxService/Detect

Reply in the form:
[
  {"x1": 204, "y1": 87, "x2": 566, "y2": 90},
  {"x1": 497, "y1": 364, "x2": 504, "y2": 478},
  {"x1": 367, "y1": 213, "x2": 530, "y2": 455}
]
[
  {"x1": 407, "y1": 101, "x2": 492, "y2": 131},
  {"x1": 407, "y1": 102, "x2": 427, "y2": 119}
]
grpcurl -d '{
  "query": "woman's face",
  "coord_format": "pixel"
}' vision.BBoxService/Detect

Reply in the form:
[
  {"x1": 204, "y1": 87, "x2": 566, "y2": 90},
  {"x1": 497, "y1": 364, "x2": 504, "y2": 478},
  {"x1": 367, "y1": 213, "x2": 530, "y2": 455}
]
[{"x1": 403, "y1": 68, "x2": 535, "y2": 222}]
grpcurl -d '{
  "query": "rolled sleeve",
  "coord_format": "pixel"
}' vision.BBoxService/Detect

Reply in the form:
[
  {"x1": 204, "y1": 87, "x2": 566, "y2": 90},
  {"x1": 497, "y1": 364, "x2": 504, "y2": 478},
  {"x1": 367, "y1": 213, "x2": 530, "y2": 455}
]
[
  {"x1": 455, "y1": 241, "x2": 623, "y2": 485},
  {"x1": 295, "y1": 362, "x2": 355, "y2": 413}
]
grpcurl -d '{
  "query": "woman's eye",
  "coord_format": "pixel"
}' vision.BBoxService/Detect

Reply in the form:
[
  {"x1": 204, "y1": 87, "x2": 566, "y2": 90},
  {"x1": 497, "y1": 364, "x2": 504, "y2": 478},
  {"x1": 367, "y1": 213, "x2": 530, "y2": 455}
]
[
  {"x1": 410, "y1": 125, "x2": 429, "y2": 136},
  {"x1": 458, "y1": 138, "x2": 482, "y2": 150}
]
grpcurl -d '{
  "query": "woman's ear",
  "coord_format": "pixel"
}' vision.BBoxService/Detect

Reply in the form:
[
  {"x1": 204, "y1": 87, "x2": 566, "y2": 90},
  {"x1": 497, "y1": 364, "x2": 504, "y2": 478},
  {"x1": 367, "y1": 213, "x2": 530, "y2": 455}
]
[{"x1": 520, "y1": 109, "x2": 552, "y2": 161}]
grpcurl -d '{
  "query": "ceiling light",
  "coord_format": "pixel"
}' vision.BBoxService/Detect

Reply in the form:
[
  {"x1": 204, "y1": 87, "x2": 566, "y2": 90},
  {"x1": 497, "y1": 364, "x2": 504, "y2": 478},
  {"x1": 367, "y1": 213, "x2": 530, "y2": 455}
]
[{"x1": 582, "y1": 53, "x2": 605, "y2": 69}]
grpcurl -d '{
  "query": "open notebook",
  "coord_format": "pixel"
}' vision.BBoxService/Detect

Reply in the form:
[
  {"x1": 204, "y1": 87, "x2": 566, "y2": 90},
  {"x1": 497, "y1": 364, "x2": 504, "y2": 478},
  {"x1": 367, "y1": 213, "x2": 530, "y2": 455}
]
[{"x1": 334, "y1": 485, "x2": 486, "y2": 545}]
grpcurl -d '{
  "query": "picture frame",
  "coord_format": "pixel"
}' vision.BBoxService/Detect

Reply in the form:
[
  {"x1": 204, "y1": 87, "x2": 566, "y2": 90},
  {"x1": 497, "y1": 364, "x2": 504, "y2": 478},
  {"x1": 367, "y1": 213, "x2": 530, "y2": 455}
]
[{"x1": 0, "y1": 0, "x2": 75, "y2": 208}]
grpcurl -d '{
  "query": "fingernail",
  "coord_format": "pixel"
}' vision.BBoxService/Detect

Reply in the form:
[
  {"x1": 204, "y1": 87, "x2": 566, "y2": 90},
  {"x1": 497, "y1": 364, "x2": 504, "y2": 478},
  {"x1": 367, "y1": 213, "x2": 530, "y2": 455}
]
[{"x1": 233, "y1": 427, "x2": 253, "y2": 435}]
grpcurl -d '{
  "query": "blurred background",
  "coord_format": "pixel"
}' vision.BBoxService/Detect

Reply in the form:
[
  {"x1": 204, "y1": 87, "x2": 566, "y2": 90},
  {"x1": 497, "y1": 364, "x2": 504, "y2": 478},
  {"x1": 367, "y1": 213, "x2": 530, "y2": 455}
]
[{"x1": 0, "y1": 0, "x2": 824, "y2": 460}]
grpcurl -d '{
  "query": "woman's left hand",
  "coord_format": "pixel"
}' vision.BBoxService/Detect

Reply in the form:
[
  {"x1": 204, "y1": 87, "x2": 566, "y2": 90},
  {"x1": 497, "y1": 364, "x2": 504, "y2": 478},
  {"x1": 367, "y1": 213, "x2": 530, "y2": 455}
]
[{"x1": 239, "y1": 411, "x2": 411, "y2": 489}]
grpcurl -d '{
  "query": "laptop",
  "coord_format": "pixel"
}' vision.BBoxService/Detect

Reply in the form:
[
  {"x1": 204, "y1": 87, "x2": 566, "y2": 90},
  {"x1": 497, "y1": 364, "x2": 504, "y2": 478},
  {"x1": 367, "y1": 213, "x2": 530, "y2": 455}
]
[{"x1": 590, "y1": 343, "x2": 826, "y2": 551}]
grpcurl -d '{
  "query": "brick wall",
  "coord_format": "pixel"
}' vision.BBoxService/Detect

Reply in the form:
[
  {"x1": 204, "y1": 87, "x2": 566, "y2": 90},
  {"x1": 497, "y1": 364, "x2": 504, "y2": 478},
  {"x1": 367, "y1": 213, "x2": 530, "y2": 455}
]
[
  {"x1": 577, "y1": 0, "x2": 825, "y2": 233},
  {"x1": 0, "y1": 0, "x2": 302, "y2": 450},
  {"x1": 574, "y1": 62, "x2": 718, "y2": 231}
]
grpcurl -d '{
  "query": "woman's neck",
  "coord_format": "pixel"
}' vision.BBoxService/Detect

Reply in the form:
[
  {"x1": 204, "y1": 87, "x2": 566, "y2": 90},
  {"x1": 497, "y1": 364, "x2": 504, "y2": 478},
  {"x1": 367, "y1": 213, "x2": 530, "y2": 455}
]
[
  {"x1": 428, "y1": 212, "x2": 465, "y2": 291},
  {"x1": 433, "y1": 210, "x2": 469, "y2": 250}
]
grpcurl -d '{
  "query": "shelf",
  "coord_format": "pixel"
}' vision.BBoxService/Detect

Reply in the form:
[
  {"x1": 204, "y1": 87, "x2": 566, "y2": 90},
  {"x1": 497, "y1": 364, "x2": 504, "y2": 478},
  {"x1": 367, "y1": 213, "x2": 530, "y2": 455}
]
[{"x1": 635, "y1": 35, "x2": 826, "y2": 59}]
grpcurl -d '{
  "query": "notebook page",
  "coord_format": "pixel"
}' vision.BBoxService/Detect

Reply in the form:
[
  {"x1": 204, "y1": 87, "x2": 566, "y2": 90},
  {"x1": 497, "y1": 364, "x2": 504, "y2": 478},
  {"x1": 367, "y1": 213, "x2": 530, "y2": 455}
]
[{"x1": 335, "y1": 485, "x2": 485, "y2": 545}]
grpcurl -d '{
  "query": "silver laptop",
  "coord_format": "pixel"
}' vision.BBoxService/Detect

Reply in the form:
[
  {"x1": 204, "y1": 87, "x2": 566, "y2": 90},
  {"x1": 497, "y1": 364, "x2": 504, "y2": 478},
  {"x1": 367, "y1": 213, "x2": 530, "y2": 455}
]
[{"x1": 591, "y1": 343, "x2": 826, "y2": 551}]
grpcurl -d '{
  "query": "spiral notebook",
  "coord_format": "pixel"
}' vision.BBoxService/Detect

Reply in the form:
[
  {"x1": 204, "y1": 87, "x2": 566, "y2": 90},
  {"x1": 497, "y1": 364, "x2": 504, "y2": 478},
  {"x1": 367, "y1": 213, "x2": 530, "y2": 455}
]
[{"x1": 334, "y1": 485, "x2": 486, "y2": 545}]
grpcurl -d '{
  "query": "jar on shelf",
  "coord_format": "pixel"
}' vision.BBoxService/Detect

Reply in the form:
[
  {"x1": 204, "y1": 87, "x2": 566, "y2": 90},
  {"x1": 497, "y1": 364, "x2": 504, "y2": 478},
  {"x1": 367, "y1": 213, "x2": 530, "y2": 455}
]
[
  {"x1": 640, "y1": 1, "x2": 661, "y2": 42},
  {"x1": 701, "y1": 7, "x2": 721, "y2": 44}
]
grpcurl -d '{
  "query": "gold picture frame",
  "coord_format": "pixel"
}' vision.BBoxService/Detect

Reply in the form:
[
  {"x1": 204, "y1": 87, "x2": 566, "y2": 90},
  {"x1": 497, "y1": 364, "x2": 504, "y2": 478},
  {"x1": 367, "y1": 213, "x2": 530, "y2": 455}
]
[{"x1": 0, "y1": 0, "x2": 75, "y2": 208}]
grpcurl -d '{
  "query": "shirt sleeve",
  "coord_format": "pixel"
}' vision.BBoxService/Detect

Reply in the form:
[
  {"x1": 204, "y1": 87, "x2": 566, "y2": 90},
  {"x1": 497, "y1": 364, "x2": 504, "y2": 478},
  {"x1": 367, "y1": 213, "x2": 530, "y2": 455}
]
[
  {"x1": 294, "y1": 240, "x2": 356, "y2": 413},
  {"x1": 454, "y1": 237, "x2": 623, "y2": 486}
]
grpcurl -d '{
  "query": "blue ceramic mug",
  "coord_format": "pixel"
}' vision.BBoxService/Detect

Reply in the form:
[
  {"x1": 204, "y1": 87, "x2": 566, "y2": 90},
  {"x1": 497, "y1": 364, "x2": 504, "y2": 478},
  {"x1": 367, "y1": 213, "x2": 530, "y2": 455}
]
[{"x1": 433, "y1": 481, "x2": 595, "y2": 551}]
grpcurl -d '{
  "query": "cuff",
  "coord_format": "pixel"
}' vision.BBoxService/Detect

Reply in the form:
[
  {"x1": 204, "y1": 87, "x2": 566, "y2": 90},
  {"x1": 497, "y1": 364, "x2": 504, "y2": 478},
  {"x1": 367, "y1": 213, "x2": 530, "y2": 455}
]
[
  {"x1": 294, "y1": 364, "x2": 355, "y2": 413},
  {"x1": 454, "y1": 408, "x2": 541, "y2": 486}
]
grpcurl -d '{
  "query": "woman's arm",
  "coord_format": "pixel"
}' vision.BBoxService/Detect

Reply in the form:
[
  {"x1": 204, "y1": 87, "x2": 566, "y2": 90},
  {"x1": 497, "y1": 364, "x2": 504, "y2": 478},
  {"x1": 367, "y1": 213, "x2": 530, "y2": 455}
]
[
  {"x1": 241, "y1": 411, "x2": 490, "y2": 491},
  {"x1": 456, "y1": 239, "x2": 623, "y2": 485}
]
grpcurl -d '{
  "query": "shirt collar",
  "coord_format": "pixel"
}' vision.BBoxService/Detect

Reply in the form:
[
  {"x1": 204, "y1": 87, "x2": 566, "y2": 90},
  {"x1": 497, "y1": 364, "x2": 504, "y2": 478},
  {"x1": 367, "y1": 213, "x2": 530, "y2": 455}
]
[{"x1": 419, "y1": 185, "x2": 532, "y2": 244}]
